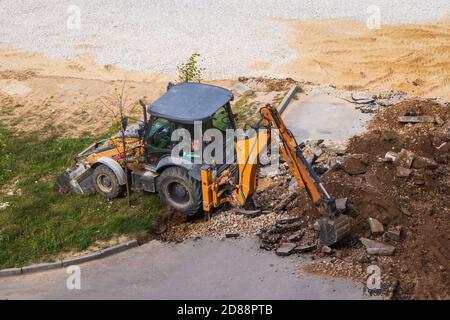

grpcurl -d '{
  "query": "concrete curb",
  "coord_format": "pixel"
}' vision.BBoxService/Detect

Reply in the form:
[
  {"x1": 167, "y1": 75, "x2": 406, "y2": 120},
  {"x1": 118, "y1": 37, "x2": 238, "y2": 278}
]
[
  {"x1": 0, "y1": 240, "x2": 139, "y2": 277},
  {"x1": 277, "y1": 84, "x2": 298, "y2": 115}
]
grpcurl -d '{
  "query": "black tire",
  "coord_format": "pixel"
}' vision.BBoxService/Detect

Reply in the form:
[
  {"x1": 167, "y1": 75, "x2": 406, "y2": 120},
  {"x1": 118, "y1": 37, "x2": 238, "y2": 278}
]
[
  {"x1": 92, "y1": 164, "x2": 124, "y2": 199},
  {"x1": 157, "y1": 167, "x2": 202, "y2": 216}
]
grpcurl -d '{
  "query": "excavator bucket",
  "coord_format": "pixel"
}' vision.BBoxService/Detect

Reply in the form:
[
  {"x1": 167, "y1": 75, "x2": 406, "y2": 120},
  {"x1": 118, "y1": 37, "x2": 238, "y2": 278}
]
[
  {"x1": 54, "y1": 170, "x2": 75, "y2": 193},
  {"x1": 318, "y1": 214, "x2": 353, "y2": 246},
  {"x1": 54, "y1": 163, "x2": 95, "y2": 194}
]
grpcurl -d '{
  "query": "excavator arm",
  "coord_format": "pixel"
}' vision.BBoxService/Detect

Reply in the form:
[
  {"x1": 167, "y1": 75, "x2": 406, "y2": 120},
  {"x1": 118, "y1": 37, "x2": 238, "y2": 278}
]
[
  {"x1": 201, "y1": 104, "x2": 352, "y2": 246},
  {"x1": 258, "y1": 105, "x2": 352, "y2": 245}
]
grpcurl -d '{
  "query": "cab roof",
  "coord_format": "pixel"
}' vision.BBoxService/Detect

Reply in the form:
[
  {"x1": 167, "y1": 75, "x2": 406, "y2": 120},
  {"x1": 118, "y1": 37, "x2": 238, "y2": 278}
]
[{"x1": 148, "y1": 82, "x2": 234, "y2": 124}]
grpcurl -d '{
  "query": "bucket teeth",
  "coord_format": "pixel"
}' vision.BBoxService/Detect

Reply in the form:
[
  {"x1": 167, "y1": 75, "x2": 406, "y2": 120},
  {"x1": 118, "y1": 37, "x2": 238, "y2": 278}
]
[
  {"x1": 53, "y1": 171, "x2": 73, "y2": 193},
  {"x1": 319, "y1": 214, "x2": 352, "y2": 246}
]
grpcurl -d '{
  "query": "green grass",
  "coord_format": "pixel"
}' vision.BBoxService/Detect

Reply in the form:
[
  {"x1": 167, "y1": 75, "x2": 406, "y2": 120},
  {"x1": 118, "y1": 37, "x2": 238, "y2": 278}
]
[
  {"x1": 0, "y1": 125, "x2": 161, "y2": 269},
  {"x1": 232, "y1": 94, "x2": 261, "y2": 128}
]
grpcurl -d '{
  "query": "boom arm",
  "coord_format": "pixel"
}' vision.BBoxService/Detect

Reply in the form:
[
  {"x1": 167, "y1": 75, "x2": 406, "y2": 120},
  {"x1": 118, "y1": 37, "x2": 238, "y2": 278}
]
[
  {"x1": 258, "y1": 105, "x2": 337, "y2": 218},
  {"x1": 267, "y1": 105, "x2": 352, "y2": 245},
  {"x1": 239, "y1": 105, "x2": 352, "y2": 245}
]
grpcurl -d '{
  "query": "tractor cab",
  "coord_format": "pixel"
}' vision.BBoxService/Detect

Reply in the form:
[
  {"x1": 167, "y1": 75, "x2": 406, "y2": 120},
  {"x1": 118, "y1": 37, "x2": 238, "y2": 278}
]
[
  {"x1": 55, "y1": 82, "x2": 236, "y2": 217},
  {"x1": 144, "y1": 82, "x2": 235, "y2": 170}
]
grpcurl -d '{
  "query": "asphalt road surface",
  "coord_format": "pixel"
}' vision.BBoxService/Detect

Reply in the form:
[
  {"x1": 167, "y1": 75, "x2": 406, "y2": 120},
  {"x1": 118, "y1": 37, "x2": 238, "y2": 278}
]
[
  {"x1": 283, "y1": 94, "x2": 373, "y2": 143},
  {"x1": 0, "y1": 237, "x2": 374, "y2": 300}
]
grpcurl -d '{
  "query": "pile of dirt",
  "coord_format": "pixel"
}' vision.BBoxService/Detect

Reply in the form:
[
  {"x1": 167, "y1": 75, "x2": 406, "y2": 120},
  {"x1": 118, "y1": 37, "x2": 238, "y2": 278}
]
[{"x1": 307, "y1": 99, "x2": 449, "y2": 299}]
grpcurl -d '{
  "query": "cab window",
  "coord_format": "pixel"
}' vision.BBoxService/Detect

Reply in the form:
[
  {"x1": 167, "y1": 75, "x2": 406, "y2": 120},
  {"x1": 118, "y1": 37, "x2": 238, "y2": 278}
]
[
  {"x1": 146, "y1": 118, "x2": 172, "y2": 150},
  {"x1": 211, "y1": 106, "x2": 232, "y2": 132}
]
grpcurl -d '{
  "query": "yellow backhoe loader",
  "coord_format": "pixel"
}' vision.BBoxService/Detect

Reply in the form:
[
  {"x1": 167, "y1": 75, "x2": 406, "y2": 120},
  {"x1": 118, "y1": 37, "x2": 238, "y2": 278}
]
[{"x1": 55, "y1": 83, "x2": 352, "y2": 246}]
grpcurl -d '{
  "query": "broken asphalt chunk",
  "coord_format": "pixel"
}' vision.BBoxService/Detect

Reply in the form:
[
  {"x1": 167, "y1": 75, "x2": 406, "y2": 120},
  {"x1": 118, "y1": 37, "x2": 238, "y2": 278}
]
[
  {"x1": 260, "y1": 233, "x2": 282, "y2": 245},
  {"x1": 411, "y1": 156, "x2": 438, "y2": 170},
  {"x1": 275, "y1": 243, "x2": 297, "y2": 256},
  {"x1": 236, "y1": 209, "x2": 262, "y2": 218},
  {"x1": 287, "y1": 230, "x2": 304, "y2": 242},
  {"x1": 335, "y1": 198, "x2": 348, "y2": 213},
  {"x1": 385, "y1": 226, "x2": 402, "y2": 242},
  {"x1": 293, "y1": 244, "x2": 317, "y2": 254},
  {"x1": 396, "y1": 166, "x2": 412, "y2": 177},
  {"x1": 394, "y1": 149, "x2": 415, "y2": 168},
  {"x1": 273, "y1": 191, "x2": 298, "y2": 213},
  {"x1": 276, "y1": 217, "x2": 302, "y2": 225},
  {"x1": 384, "y1": 151, "x2": 397, "y2": 163},
  {"x1": 360, "y1": 237, "x2": 395, "y2": 256},
  {"x1": 225, "y1": 233, "x2": 240, "y2": 238},
  {"x1": 368, "y1": 217, "x2": 384, "y2": 235},
  {"x1": 275, "y1": 221, "x2": 303, "y2": 233},
  {"x1": 398, "y1": 115, "x2": 436, "y2": 123},
  {"x1": 321, "y1": 245, "x2": 332, "y2": 254}
]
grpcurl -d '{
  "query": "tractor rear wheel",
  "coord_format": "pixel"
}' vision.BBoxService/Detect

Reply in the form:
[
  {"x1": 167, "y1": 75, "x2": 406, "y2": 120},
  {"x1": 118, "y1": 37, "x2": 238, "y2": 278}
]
[
  {"x1": 157, "y1": 167, "x2": 202, "y2": 216},
  {"x1": 92, "y1": 164, "x2": 124, "y2": 199}
]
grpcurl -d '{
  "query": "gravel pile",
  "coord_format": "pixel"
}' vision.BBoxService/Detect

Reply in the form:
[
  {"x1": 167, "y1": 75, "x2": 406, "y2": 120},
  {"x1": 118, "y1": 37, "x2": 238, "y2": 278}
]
[
  {"x1": 163, "y1": 209, "x2": 295, "y2": 242},
  {"x1": 2, "y1": 0, "x2": 449, "y2": 78}
]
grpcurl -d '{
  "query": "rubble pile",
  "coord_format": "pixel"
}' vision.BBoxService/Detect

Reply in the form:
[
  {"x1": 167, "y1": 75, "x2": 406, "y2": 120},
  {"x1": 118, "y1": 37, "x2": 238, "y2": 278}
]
[
  {"x1": 161, "y1": 209, "x2": 295, "y2": 242},
  {"x1": 312, "y1": 99, "x2": 449, "y2": 299},
  {"x1": 258, "y1": 216, "x2": 318, "y2": 254}
]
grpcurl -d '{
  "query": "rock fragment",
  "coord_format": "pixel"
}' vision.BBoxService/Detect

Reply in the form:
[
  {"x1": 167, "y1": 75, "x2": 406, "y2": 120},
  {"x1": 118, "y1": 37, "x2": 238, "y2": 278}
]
[
  {"x1": 335, "y1": 198, "x2": 348, "y2": 213},
  {"x1": 394, "y1": 149, "x2": 415, "y2": 168},
  {"x1": 276, "y1": 243, "x2": 297, "y2": 256},
  {"x1": 384, "y1": 151, "x2": 397, "y2": 163},
  {"x1": 341, "y1": 155, "x2": 368, "y2": 175},
  {"x1": 321, "y1": 245, "x2": 332, "y2": 254},
  {"x1": 273, "y1": 191, "x2": 298, "y2": 213},
  {"x1": 0, "y1": 202, "x2": 10, "y2": 211},
  {"x1": 236, "y1": 209, "x2": 262, "y2": 218},
  {"x1": 385, "y1": 226, "x2": 402, "y2": 241},
  {"x1": 398, "y1": 115, "x2": 435, "y2": 123},
  {"x1": 368, "y1": 217, "x2": 384, "y2": 235},
  {"x1": 396, "y1": 166, "x2": 412, "y2": 177},
  {"x1": 360, "y1": 238, "x2": 395, "y2": 256},
  {"x1": 225, "y1": 233, "x2": 240, "y2": 238},
  {"x1": 412, "y1": 156, "x2": 438, "y2": 170},
  {"x1": 294, "y1": 244, "x2": 317, "y2": 253},
  {"x1": 276, "y1": 217, "x2": 302, "y2": 225},
  {"x1": 287, "y1": 230, "x2": 304, "y2": 242}
]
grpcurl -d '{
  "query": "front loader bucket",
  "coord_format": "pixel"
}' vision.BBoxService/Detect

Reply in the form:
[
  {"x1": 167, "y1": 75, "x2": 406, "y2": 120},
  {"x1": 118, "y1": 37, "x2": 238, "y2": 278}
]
[
  {"x1": 53, "y1": 163, "x2": 95, "y2": 194},
  {"x1": 53, "y1": 171, "x2": 74, "y2": 193},
  {"x1": 318, "y1": 214, "x2": 353, "y2": 246}
]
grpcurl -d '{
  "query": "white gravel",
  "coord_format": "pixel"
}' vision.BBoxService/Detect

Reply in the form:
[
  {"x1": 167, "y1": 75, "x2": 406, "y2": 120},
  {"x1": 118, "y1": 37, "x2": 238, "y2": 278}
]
[{"x1": 1, "y1": 0, "x2": 449, "y2": 78}]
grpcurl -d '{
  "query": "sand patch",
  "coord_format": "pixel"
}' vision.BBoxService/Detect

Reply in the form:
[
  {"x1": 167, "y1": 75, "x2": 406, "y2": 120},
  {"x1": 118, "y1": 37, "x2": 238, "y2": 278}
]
[
  {"x1": 0, "y1": 79, "x2": 32, "y2": 96},
  {"x1": 275, "y1": 19, "x2": 450, "y2": 99}
]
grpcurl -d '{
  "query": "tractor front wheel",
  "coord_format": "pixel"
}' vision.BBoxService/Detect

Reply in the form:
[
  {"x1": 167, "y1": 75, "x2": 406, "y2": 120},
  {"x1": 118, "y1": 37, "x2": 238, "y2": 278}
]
[
  {"x1": 92, "y1": 164, "x2": 124, "y2": 199},
  {"x1": 157, "y1": 167, "x2": 202, "y2": 216}
]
